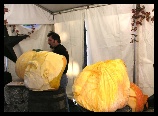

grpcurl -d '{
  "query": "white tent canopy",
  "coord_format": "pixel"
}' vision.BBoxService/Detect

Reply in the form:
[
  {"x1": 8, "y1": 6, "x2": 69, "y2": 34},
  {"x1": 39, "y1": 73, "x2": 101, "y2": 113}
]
[
  {"x1": 4, "y1": 4, "x2": 154, "y2": 98},
  {"x1": 4, "y1": 4, "x2": 54, "y2": 24}
]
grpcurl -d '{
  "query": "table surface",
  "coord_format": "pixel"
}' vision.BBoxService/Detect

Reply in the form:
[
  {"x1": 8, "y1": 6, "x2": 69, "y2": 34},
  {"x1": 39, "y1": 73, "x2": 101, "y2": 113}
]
[{"x1": 7, "y1": 81, "x2": 24, "y2": 86}]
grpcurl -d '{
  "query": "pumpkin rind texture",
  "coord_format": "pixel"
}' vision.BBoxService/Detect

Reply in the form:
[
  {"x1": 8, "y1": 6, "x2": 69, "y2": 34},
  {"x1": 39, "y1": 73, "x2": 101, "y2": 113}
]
[
  {"x1": 15, "y1": 50, "x2": 67, "y2": 91},
  {"x1": 127, "y1": 82, "x2": 148, "y2": 112},
  {"x1": 72, "y1": 59, "x2": 130, "y2": 112}
]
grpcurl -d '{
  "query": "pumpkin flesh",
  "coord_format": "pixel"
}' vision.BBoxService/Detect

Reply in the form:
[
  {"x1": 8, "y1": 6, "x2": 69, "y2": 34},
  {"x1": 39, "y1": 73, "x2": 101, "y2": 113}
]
[
  {"x1": 15, "y1": 50, "x2": 36, "y2": 79},
  {"x1": 15, "y1": 50, "x2": 67, "y2": 91}
]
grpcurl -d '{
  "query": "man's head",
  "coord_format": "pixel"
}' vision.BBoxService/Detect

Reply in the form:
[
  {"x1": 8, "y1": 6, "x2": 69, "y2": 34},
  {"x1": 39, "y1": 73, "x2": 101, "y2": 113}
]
[{"x1": 47, "y1": 31, "x2": 61, "y2": 48}]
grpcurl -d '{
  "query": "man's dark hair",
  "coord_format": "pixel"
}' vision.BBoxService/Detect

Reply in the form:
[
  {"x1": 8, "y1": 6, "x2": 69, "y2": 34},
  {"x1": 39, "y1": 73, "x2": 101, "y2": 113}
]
[{"x1": 47, "y1": 31, "x2": 61, "y2": 43}]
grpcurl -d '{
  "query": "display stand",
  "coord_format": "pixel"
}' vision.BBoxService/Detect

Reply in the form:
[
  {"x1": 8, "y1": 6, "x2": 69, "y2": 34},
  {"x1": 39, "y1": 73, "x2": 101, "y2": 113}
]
[{"x1": 4, "y1": 82, "x2": 68, "y2": 112}]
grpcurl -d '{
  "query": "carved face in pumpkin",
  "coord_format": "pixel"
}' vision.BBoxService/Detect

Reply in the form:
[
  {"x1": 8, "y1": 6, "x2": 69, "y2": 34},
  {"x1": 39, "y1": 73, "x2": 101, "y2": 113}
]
[{"x1": 15, "y1": 50, "x2": 67, "y2": 91}]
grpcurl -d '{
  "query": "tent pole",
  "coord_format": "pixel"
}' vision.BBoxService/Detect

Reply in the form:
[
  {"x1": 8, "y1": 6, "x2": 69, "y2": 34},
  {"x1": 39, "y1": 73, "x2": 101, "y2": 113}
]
[
  {"x1": 34, "y1": 4, "x2": 53, "y2": 14},
  {"x1": 133, "y1": 33, "x2": 136, "y2": 84},
  {"x1": 133, "y1": 4, "x2": 140, "y2": 84}
]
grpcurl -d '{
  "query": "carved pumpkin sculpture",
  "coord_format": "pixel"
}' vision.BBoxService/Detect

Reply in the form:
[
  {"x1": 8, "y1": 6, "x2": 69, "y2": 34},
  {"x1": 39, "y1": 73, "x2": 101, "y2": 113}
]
[
  {"x1": 72, "y1": 59, "x2": 130, "y2": 112},
  {"x1": 15, "y1": 50, "x2": 36, "y2": 79},
  {"x1": 127, "y1": 82, "x2": 148, "y2": 112},
  {"x1": 15, "y1": 50, "x2": 67, "y2": 91}
]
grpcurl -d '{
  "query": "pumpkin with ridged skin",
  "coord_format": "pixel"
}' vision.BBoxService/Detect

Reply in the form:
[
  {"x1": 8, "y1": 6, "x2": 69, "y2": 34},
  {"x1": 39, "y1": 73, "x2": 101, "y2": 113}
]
[
  {"x1": 127, "y1": 82, "x2": 148, "y2": 112},
  {"x1": 15, "y1": 50, "x2": 67, "y2": 91},
  {"x1": 72, "y1": 59, "x2": 130, "y2": 112}
]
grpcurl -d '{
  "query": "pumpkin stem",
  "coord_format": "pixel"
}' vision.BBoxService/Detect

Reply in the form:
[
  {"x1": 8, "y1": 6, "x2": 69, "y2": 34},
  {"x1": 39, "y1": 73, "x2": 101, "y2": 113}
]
[{"x1": 32, "y1": 49, "x2": 43, "y2": 52}]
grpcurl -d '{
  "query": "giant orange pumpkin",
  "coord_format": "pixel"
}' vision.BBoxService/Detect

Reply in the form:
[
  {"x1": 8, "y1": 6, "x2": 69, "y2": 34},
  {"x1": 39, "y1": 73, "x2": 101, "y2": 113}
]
[
  {"x1": 127, "y1": 82, "x2": 148, "y2": 112},
  {"x1": 72, "y1": 59, "x2": 130, "y2": 112},
  {"x1": 15, "y1": 50, "x2": 67, "y2": 91}
]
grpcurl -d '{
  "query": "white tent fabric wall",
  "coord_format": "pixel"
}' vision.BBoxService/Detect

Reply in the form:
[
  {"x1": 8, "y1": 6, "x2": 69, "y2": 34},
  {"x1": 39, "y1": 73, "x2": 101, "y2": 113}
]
[
  {"x1": 136, "y1": 4, "x2": 154, "y2": 97},
  {"x1": 6, "y1": 24, "x2": 53, "y2": 81},
  {"x1": 85, "y1": 4, "x2": 154, "y2": 97},
  {"x1": 85, "y1": 4, "x2": 134, "y2": 81},
  {"x1": 4, "y1": 4, "x2": 54, "y2": 81},
  {"x1": 4, "y1": 4, "x2": 154, "y2": 98},
  {"x1": 54, "y1": 10, "x2": 85, "y2": 100},
  {"x1": 4, "y1": 4, "x2": 54, "y2": 24}
]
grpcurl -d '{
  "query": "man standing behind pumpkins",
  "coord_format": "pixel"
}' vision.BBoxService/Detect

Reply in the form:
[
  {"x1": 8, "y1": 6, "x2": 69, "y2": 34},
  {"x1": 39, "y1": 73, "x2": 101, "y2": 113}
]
[{"x1": 47, "y1": 31, "x2": 70, "y2": 112}]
